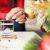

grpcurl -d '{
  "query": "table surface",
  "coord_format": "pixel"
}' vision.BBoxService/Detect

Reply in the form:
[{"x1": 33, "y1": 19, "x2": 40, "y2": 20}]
[{"x1": 0, "y1": 32, "x2": 40, "y2": 50}]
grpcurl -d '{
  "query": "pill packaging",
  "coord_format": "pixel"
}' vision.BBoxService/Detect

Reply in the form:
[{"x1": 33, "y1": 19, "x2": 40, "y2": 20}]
[{"x1": 0, "y1": 32, "x2": 41, "y2": 50}]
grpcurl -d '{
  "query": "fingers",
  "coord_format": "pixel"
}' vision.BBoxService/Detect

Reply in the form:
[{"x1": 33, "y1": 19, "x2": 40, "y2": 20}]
[
  {"x1": 15, "y1": 15, "x2": 26, "y2": 24},
  {"x1": 5, "y1": 7, "x2": 26, "y2": 24},
  {"x1": 5, "y1": 7, "x2": 24, "y2": 20},
  {"x1": 15, "y1": 15, "x2": 25, "y2": 22},
  {"x1": 18, "y1": 19, "x2": 26, "y2": 24},
  {"x1": 12, "y1": 10, "x2": 25, "y2": 19}
]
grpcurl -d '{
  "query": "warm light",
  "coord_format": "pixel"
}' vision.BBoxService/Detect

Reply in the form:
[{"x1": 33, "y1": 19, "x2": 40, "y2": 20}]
[{"x1": 25, "y1": 8, "x2": 31, "y2": 14}]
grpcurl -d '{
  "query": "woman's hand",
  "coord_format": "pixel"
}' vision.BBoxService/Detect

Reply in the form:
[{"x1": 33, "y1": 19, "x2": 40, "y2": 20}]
[{"x1": 5, "y1": 7, "x2": 26, "y2": 24}]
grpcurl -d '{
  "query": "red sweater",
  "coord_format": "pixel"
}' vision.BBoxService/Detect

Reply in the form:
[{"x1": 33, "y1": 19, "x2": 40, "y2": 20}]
[{"x1": 0, "y1": 0, "x2": 24, "y2": 20}]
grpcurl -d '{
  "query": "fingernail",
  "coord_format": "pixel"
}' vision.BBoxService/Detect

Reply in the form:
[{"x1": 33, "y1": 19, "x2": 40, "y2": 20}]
[
  {"x1": 5, "y1": 15, "x2": 9, "y2": 20},
  {"x1": 12, "y1": 16, "x2": 15, "y2": 19},
  {"x1": 12, "y1": 16, "x2": 16, "y2": 19},
  {"x1": 15, "y1": 20, "x2": 18, "y2": 22},
  {"x1": 5, "y1": 16, "x2": 8, "y2": 20},
  {"x1": 18, "y1": 22, "x2": 22, "y2": 24}
]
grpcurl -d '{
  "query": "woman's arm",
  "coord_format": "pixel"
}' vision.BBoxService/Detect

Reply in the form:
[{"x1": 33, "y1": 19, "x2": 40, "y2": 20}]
[{"x1": 6, "y1": 0, "x2": 26, "y2": 24}]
